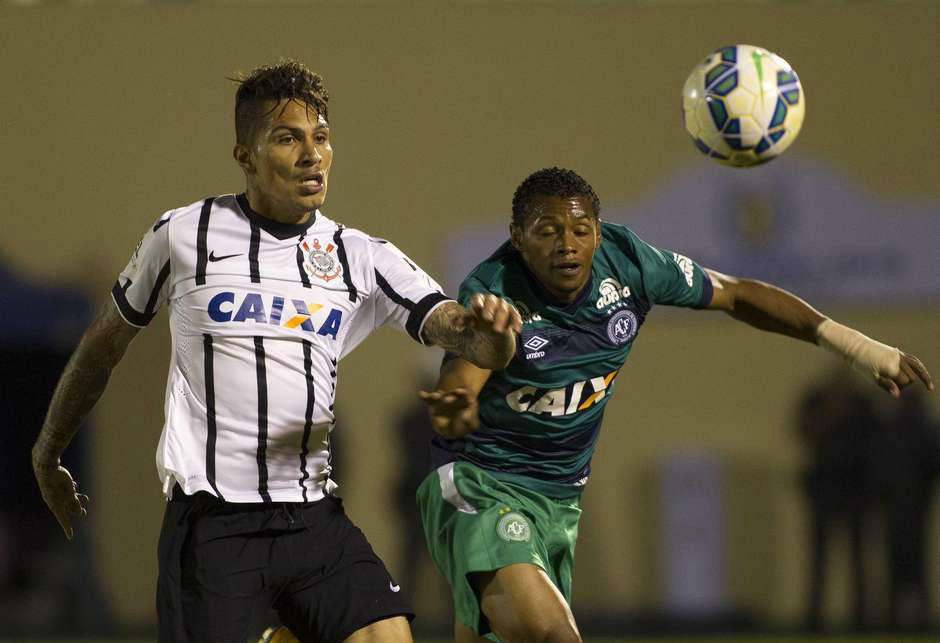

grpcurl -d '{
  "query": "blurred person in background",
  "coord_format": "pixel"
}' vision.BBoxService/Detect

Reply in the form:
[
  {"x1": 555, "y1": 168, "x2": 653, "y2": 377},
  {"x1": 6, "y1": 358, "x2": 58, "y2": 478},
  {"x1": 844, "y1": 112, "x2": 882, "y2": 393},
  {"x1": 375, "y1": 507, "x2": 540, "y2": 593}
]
[
  {"x1": 0, "y1": 264, "x2": 115, "y2": 637},
  {"x1": 877, "y1": 389, "x2": 940, "y2": 631},
  {"x1": 30, "y1": 60, "x2": 521, "y2": 643},
  {"x1": 795, "y1": 369, "x2": 881, "y2": 632},
  {"x1": 416, "y1": 167, "x2": 932, "y2": 643}
]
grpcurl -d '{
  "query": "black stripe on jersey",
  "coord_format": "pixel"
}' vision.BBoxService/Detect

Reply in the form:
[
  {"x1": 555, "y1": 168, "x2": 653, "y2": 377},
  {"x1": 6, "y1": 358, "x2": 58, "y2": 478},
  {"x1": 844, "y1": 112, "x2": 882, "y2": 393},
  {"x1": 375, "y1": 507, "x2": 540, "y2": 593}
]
[
  {"x1": 375, "y1": 271, "x2": 452, "y2": 342},
  {"x1": 111, "y1": 279, "x2": 148, "y2": 326},
  {"x1": 195, "y1": 197, "x2": 215, "y2": 286},
  {"x1": 299, "y1": 339, "x2": 315, "y2": 501},
  {"x1": 152, "y1": 215, "x2": 171, "y2": 233},
  {"x1": 254, "y1": 336, "x2": 272, "y2": 502},
  {"x1": 375, "y1": 269, "x2": 414, "y2": 310},
  {"x1": 407, "y1": 292, "x2": 452, "y2": 344},
  {"x1": 203, "y1": 334, "x2": 224, "y2": 500},
  {"x1": 249, "y1": 220, "x2": 261, "y2": 283},
  {"x1": 144, "y1": 260, "x2": 172, "y2": 317},
  {"x1": 110, "y1": 258, "x2": 171, "y2": 327},
  {"x1": 295, "y1": 244, "x2": 312, "y2": 288},
  {"x1": 333, "y1": 227, "x2": 358, "y2": 302}
]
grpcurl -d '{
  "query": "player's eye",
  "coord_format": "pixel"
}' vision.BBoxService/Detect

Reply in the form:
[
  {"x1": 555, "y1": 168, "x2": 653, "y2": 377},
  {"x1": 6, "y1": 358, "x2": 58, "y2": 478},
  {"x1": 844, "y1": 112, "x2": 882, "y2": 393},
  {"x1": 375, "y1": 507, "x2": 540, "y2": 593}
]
[
  {"x1": 279, "y1": 135, "x2": 296, "y2": 144},
  {"x1": 315, "y1": 134, "x2": 328, "y2": 143}
]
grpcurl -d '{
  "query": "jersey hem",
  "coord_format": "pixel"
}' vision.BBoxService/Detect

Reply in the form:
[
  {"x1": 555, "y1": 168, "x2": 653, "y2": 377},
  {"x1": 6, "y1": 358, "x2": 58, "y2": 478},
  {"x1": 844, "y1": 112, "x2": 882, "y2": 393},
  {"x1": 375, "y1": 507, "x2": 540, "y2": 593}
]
[
  {"x1": 163, "y1": 475, "x2": 330, "y2": 504},
  {"x1": 464, "y1": 461, "x2": 585, "y2": 499}
]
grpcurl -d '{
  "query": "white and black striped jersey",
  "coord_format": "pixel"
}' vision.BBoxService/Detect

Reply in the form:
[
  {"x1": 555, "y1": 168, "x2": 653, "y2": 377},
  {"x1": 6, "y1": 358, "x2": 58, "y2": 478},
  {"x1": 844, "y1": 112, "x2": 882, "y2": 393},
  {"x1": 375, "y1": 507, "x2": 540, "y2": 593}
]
[{"x1": 111, "y1": 193, "x2": 452, "y2": 503}]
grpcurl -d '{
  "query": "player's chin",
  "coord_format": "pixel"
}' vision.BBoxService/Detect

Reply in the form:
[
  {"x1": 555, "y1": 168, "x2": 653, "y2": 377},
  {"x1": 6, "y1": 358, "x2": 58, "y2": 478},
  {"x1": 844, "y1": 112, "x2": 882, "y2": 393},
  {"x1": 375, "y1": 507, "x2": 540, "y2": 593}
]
[
  {"x1": 294, "y1": 191, "x2": 325, "y2": 211},
  {"x1": 548, "y1": 266, "x2": 586, "y2": 286}
]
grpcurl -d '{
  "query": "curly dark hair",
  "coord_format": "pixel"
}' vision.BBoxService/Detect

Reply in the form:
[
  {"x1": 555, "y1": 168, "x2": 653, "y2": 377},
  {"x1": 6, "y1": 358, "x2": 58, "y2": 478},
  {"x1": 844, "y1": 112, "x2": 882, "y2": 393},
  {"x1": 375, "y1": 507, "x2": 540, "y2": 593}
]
[
  {"x1": 232, "y1": 60, "x2": 330, "y2": 145},
  {"x1": 511, "y1": 167, "x2": 601, "y2": 227}
]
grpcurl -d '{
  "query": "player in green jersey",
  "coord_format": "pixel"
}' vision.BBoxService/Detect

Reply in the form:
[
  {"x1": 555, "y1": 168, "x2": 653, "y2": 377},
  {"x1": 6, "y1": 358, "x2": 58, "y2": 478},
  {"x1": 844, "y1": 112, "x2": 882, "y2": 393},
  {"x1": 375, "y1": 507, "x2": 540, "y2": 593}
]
[{"x1": 416, "y1": 167, "x2": 933, "y2": 643}]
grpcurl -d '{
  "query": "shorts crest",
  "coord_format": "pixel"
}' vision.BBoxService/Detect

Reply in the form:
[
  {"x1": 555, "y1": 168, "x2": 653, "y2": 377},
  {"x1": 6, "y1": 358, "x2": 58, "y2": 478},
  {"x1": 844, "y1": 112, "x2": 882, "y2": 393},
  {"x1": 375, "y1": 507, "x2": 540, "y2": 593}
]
[{"x1": 496, "y1": 511, "x2": 531, "y2": 543}]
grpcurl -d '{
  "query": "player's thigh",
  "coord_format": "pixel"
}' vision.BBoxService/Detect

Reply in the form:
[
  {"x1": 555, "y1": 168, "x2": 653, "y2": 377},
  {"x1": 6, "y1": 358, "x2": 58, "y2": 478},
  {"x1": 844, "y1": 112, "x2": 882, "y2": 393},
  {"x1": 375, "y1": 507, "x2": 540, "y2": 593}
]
[
  {"x1": 177, "y1": 520, "x2": 272, "y2": 642},
  {"x1": 472, "y1": 563, "x2": 581, "y2": 643},
  {"x1": 341, "y1": 615, "x2": 412, "y2": 643},
  {"x1": 277, "y1": 498, "x2": 413, "y2": 642}
]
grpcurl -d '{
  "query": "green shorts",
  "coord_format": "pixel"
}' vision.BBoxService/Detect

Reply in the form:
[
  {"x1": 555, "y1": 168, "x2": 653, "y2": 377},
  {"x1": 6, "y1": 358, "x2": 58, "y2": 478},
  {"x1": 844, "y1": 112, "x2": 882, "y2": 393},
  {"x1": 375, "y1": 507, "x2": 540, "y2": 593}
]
[{"x1": 416, "y1": 461, "x2": 582, "y2": 639}]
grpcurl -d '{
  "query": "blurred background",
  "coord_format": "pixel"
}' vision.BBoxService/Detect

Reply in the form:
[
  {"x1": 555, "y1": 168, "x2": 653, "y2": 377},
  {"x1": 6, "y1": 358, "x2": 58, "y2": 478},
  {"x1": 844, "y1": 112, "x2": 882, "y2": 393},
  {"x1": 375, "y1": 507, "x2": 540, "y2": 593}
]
[{"x1": 1, "y1": 0, "x2": 938, "y2": 641}]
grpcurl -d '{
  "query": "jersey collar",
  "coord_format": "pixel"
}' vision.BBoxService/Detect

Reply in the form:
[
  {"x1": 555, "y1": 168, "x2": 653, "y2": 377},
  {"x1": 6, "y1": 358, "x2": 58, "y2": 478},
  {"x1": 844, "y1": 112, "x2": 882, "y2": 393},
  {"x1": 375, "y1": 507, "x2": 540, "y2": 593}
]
[{"x1": 236, "y1": 193, "x2": 318, "y2": 240}]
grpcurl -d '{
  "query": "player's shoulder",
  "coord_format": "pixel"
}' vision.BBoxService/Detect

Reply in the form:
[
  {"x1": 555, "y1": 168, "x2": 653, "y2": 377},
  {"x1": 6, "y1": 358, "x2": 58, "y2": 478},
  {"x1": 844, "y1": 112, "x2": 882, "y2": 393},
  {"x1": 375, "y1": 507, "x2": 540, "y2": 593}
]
[
  {"x1": 600, "y1": 220, "x2": 640, "y2": 248},
  {"x1": 313, "y1": 219, "x2": 416, "y2": 268},
  {"x1": 599, "y1": 221, "x2": 656, "y2": 261},
  {"x1": 318, "y1": 220, "x2": 384, "y2": 256},
  {"x1": 154, "y1": 193, "x2": 239, "y2": 231}
]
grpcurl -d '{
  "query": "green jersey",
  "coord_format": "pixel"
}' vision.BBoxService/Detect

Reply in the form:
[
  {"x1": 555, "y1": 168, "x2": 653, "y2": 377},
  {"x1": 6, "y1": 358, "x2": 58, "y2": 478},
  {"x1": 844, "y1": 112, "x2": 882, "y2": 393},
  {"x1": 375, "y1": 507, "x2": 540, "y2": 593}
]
[{"x1": 431, "y1": 222, "x2": 713, "y2": 497}]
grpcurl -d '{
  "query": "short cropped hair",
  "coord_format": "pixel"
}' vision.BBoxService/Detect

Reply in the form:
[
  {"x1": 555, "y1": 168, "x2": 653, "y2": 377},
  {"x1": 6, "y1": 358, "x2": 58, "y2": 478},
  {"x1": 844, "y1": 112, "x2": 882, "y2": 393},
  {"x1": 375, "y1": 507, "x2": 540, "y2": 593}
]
[
  {"x1": 511, "y1": 167, "x2": 601, "y2": 227},
  {"x1": 232, "y1": 60, "x2": 330, "y2": 145}
]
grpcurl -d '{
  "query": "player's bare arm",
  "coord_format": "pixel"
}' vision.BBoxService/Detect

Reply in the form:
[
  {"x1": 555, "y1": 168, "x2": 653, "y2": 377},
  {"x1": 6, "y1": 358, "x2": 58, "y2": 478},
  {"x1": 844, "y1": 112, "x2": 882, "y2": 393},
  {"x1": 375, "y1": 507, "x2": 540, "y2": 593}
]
[
  {"x1": 419, "y1": 357, "x2": 491, "y2": 439},
  {"x1": 705, "y1": 268, "x2": 933, "y2": 397},
  {"x1": 31, "y1": 299, "x2": 140, "y2": 539},
  {"x1": 421, "y1": 294, "x2": 522, "y2": 370}
]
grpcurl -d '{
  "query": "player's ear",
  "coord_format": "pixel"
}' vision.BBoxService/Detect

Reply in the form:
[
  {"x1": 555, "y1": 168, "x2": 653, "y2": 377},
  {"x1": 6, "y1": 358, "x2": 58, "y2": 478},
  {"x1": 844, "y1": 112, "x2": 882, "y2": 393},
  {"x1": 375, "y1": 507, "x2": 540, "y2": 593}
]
[
  {"x1": 509, "y1": 223, "x2": 523, "y2": 251},
  {"x1": 594, "y1": 217, "x2": 602, "y2": 248},
  {"x1": 233, "y1": 144, "x2": 254, "y2": 174}
]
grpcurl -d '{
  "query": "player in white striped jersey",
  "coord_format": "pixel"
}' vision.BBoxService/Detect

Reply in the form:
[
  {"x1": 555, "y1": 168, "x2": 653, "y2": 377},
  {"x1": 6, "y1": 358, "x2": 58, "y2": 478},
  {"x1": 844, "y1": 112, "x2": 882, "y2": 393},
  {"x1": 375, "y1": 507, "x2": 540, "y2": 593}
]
[{"x1": 32, "y1": 60, "x2": 521, "y2": 643}]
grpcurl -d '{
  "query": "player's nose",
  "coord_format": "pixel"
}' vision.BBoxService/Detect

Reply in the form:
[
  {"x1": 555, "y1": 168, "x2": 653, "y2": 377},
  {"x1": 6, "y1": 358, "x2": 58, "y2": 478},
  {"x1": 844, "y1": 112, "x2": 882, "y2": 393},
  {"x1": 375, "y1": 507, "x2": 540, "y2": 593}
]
[
  {"x1": 298, "y1": 137, "x2": 321, "y2": 165},
  {"x1": 557, "y1": 229, "x2": 577, "y2": 252}
]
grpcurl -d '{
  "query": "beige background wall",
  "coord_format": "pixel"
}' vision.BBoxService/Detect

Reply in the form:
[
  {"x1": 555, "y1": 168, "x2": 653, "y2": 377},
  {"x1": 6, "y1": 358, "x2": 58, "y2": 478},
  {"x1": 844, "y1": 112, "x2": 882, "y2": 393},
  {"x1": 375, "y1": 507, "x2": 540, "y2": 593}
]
[{"x1": 3, "y1": 1, "x2": 938, "y2": 629}]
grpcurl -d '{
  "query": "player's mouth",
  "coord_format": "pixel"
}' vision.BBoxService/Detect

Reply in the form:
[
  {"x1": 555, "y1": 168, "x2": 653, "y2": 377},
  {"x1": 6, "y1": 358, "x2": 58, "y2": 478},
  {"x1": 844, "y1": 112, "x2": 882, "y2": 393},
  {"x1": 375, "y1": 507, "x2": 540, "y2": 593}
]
[
  {"x1": 298, "y1": 172, "x2": 325, "y2": 194},
  {"x1": 552, "y1": 261, "x2": 582, "y2": 277}
]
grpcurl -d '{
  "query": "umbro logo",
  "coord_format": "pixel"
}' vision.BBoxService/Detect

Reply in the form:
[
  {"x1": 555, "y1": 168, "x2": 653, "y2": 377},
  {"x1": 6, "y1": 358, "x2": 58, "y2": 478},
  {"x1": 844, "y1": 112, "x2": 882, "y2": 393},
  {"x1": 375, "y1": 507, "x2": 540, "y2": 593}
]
[
  {"x1": 523, "y1": 336, "x2": 548, "y2": 351},
  {"x1": 523, "y1": 335, "x2": 548, "y2": 360},
  {"x1": 208, "y1": 251, "x2": 242, "y2": 262}
]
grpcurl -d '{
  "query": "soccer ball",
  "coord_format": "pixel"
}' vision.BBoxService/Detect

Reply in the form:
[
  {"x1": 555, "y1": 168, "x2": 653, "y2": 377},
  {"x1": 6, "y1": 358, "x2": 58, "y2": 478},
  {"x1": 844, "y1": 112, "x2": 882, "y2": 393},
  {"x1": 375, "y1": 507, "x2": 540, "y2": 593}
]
[
  {"x1": 258, "y1": 626, "x2": 300, "y2": 643},
  {"x1": 682, "y1": 44, "x2": 805, "y2": 167}
]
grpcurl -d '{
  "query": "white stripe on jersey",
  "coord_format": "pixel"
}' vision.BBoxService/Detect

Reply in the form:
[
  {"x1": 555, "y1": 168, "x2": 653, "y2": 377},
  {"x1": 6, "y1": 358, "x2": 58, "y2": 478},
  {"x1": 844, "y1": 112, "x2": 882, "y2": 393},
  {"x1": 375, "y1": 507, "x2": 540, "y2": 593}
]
[{"x1": 112, "y1": 194, "x2": 452, "y2": 502}]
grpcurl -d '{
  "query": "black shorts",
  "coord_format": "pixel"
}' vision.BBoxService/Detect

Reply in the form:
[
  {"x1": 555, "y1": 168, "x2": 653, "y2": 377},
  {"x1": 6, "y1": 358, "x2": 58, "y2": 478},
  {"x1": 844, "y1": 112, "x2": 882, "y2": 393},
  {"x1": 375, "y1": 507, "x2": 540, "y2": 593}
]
[{"x1": 156, "y1": 486, "x2": 413, "y2": 643}]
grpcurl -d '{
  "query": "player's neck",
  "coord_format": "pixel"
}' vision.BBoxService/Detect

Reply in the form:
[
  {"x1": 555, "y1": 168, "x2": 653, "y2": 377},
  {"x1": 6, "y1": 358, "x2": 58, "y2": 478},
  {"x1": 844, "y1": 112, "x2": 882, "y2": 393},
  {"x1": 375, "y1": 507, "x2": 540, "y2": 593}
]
[{"x1": 244, "y1": 188, "x2": 312, "y2": 225}]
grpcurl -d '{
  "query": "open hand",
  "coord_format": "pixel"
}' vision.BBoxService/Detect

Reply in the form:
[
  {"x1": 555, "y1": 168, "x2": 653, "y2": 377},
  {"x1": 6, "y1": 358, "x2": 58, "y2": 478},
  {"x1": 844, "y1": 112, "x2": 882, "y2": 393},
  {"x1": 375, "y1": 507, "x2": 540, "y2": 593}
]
[
  {"x1": 419, "y1": 387, "x2": 480, "y2": 439},
  {"x1": 33, "y1": 460, "x2": 88, "y2": 541}
]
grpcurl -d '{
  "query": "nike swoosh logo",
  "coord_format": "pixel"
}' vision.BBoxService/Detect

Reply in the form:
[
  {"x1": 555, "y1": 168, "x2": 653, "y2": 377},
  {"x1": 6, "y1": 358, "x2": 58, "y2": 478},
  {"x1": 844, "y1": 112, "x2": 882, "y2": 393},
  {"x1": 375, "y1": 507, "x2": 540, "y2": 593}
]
[
  {"x1": 389, "y1": 582, "x2": 401, "y2": 592},
  {"x1": 208, "y1": 251, "x2": 242, "y2": 262}
]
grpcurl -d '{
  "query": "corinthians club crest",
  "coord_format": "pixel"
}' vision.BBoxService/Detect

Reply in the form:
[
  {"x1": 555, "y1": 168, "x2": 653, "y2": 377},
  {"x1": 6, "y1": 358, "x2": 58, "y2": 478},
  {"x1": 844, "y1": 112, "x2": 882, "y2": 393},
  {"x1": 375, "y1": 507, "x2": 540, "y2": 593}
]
[{"x1": 300, "y1": 238, "x2": 342, "y2": 282}]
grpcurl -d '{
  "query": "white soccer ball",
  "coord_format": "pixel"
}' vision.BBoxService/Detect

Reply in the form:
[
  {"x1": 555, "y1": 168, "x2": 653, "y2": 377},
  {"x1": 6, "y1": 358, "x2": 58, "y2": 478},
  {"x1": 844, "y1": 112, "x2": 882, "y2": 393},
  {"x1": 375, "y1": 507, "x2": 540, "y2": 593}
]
[{"x1": 682, "y1": 44, "x2": 805, "y2": 167}]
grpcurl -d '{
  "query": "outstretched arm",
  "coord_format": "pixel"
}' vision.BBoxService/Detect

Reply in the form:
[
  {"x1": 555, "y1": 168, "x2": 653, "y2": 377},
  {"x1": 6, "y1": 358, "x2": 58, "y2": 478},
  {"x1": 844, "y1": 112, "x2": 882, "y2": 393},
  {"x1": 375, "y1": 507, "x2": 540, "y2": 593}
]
[
  {"x1": 420, "y1": 294, "x2": 522, "y2": 370},
  {"x1": 705, "y1": 268, "x2": 933, "y2": 397},
  {"x1": 419, "y1": 356, "x2": 492, "y2": 439},
  {"x1": 32, "y1": 299, "x2": 140, "y2": 539}
]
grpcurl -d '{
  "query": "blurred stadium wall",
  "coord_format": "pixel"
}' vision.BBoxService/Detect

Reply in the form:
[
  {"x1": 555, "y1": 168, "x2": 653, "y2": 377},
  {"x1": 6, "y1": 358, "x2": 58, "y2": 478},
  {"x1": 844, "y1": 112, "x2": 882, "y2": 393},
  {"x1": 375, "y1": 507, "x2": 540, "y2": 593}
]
[{"x1": 2, "y1": 0, "x2": 937, "y2": 632}]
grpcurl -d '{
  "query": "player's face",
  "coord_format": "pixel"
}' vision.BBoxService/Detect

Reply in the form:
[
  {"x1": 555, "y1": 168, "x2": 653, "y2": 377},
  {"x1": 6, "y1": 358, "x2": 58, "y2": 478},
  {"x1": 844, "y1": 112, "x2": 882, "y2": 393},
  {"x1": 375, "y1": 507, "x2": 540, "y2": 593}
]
[
  {"x1": 235, "y1": 99, "x2": 333, "y2": 222},
  {"x1": 511, "y1": 194, "x2": 601, "y2": 304}
]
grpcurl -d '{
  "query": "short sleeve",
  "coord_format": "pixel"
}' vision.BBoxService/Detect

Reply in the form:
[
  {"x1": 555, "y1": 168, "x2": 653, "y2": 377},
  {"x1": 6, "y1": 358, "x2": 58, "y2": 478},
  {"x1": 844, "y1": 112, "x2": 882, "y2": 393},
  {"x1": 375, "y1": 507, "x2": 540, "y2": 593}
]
[
  {"x1": 625, "y1": 230, "x2": 713, "y2": 309},
  {"x1": 370, "y1": 240, "x2": 452, "y2": 343},
  {"x1": 110, "y1": 213, "x2": 173, "y2": 327}
]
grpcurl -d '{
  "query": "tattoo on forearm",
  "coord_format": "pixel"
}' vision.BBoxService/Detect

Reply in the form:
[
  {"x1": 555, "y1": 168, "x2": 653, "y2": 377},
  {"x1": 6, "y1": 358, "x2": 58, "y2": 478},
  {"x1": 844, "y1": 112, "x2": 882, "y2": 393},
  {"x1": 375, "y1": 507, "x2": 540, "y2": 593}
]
[
  {"x1": 33, "y1": 302, "x2": 138, "y2": 468},
  {"x1": 421, "y1": 302, "x2": 506, "y2": 367}
]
